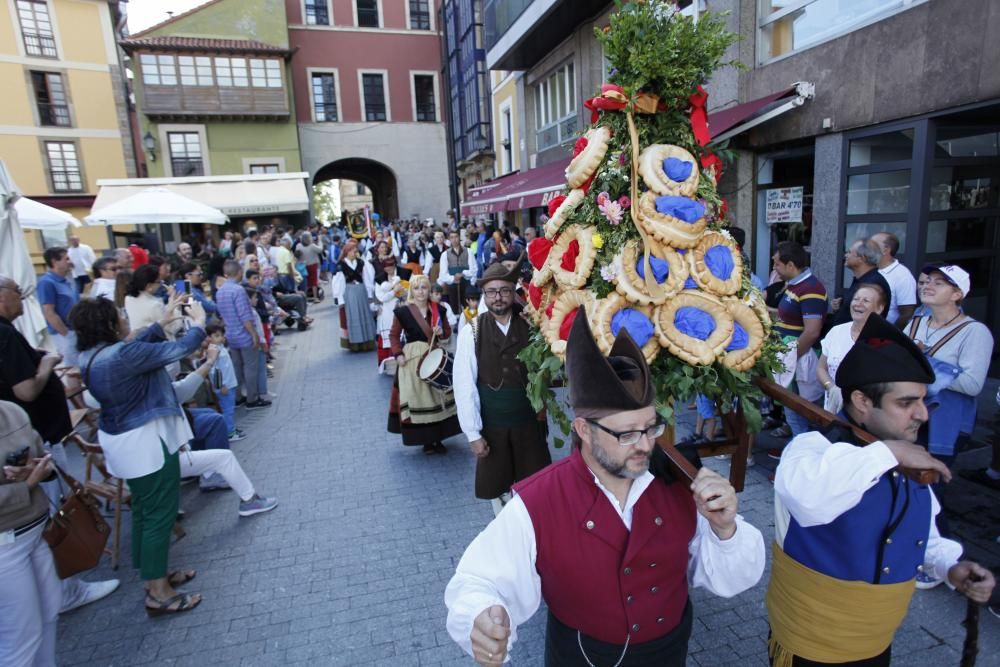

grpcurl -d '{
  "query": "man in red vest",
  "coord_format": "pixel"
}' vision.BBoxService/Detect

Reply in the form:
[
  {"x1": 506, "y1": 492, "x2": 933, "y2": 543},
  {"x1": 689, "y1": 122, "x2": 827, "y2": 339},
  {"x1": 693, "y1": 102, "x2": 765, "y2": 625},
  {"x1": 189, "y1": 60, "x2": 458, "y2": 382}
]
[{"x1": 445, "y1": 311, "x2": 765, "y2": 666}]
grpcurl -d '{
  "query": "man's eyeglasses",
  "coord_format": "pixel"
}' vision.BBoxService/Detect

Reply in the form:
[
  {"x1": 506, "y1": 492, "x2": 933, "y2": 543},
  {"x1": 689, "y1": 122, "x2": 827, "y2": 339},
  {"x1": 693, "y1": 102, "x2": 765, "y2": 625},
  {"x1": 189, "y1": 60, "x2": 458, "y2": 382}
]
[
  {"x1": 103, "y1": 266, "x2": 120, "y2": 273},
  {"x1": 483, "y1": 287, "x2": 514, "y2": 299},
  {"x1": 0, "y1": 285, "x2": 25, "y2": 299},
  {"x1": 587, "y1": 419, "x2": 665, "y2": 447}
]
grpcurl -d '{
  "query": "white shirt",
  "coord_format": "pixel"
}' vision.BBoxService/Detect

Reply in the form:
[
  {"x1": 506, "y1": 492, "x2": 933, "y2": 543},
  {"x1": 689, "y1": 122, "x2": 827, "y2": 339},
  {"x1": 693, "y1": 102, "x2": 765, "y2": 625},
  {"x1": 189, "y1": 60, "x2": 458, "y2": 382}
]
[
  {"x1": 774, "y1": 432, "x2": 962, "y2": 582},
  {"x1": 453, "y1": 316, "x2": 511, "y2": 442},
  {"x1": 438, "y1": 247, "x2": 478, "y2": 286},
  {"x1": 98, "y1": 414, "x2": 193, "y2": 479},
  {"x1": 374, "y1": 276, "x2": 402, "y2": 338},
  {"x1": 444, "y1": 469, "x2": 766, "y2": 661},
  {"x1": 89, "y1": 277, "x2": 116, "y2": 301},
  {"x1": 878, "y1": 260, "x2": 917, "y2": 324},
  {"x1": 68, "y1": 244, "x2": 96, "y2": 278}
]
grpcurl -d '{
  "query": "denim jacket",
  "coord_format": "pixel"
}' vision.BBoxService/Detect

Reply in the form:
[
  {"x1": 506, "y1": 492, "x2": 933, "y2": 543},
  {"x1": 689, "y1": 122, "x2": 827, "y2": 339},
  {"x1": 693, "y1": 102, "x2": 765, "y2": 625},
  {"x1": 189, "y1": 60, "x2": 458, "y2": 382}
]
[{"x1": 78, "y1": 323, "x2": 206, "y2": 435}]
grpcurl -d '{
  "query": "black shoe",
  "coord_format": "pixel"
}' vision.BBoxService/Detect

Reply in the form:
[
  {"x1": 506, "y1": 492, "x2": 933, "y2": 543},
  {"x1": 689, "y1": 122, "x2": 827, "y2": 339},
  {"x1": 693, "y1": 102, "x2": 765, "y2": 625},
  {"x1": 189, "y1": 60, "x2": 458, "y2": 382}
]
[
  {"x1": 422, "y1": 444, "x2": 435, "y2": 455},
  {"x1": 245, "y1": 399, "x2": 272, "y2": 409},
  {"x1": 433, "y1": 442, "x2": 447, "y2": 455},
  {"x1": 959, "y1": 468, "x2": 1000, "y2": 491},
  {"x1": 235, "y1": 396, "x2": 247, "y2": 407}
]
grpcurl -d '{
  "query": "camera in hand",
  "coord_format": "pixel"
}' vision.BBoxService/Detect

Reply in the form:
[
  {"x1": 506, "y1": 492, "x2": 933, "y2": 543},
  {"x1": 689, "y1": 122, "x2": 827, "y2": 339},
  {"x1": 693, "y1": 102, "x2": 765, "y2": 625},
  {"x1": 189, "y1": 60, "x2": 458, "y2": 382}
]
[{"x1": 5, "y1": 445, "x2": 29, "y2": 467}]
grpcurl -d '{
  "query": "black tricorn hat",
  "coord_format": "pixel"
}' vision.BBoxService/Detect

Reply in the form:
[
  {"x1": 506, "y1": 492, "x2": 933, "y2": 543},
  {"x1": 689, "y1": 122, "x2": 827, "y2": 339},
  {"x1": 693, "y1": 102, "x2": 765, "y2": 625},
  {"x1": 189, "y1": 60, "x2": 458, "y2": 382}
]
[
  {"x1": 835, "y1": 313, "x2": 934, "y2": 389},
  {"x1": 566, "y1": 306, "x2": 654, "y2": 414},
  {"x1": 477, "y1": 251, "x2": 525, "y2": 287}
]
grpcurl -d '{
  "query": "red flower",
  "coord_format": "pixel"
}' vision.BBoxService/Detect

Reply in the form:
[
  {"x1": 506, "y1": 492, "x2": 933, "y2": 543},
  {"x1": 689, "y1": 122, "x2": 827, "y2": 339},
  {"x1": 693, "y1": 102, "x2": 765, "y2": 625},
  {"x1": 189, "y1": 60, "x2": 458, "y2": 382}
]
[{"x1": 573, "y1": 136, "x2": 589, "y2": 157}]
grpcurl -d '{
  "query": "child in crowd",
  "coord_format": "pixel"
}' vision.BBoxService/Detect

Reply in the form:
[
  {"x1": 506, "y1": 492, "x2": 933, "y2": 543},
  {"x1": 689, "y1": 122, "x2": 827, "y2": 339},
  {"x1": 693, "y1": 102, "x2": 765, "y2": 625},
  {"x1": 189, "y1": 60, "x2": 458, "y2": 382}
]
[
  {"x1": 692, "y1": 393, "x2": 718, "y2": 444},
  {"x1": 431, "y1": 284, "x2": 458, "y2": 330},
  {"x1": 205, "y1": 323, "x2": 244, "y2": 442},
  {"x1": 458, "y1": 287, "x2": 481, "y2": 332}
]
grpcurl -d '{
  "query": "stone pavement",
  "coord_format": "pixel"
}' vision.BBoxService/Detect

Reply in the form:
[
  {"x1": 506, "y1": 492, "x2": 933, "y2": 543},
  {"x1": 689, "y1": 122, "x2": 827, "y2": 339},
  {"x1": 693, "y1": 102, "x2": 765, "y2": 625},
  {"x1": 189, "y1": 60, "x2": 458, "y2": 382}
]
[{"x1": 56, "y1": 298, "x2": 999, "y2": 666}]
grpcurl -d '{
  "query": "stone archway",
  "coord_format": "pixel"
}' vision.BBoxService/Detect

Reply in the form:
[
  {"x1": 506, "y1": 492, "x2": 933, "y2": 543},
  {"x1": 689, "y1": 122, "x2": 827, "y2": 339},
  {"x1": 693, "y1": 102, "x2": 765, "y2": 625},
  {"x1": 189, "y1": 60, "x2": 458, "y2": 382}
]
[{"x1": 313, "y1": 157, "x2": 399, "y2": 220}]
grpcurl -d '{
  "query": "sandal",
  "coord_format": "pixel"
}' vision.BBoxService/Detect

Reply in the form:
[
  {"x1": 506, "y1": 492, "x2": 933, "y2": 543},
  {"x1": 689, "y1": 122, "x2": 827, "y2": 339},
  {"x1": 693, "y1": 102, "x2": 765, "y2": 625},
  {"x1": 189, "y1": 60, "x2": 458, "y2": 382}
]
[
  {"x1": 145, "y1": 591, "x2": 201, "y2": 617},
  {"x1": 167, "y1": 569, "x2": 196, "y2": 587}
]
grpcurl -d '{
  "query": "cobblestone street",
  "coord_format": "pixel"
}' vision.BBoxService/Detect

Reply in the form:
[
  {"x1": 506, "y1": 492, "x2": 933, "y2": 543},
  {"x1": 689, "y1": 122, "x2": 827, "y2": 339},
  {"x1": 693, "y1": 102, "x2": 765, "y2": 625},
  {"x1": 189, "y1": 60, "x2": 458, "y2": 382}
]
[{"x1": 56, "y1": 299, "x2": 999, "y2": 666}]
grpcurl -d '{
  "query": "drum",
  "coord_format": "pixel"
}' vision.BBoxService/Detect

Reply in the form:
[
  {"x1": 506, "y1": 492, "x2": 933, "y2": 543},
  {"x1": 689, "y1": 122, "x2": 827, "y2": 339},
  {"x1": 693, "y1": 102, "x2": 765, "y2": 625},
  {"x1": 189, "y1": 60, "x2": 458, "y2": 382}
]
[{"x1": 418, "y1": 347, "x2": 454, "y2": 391}]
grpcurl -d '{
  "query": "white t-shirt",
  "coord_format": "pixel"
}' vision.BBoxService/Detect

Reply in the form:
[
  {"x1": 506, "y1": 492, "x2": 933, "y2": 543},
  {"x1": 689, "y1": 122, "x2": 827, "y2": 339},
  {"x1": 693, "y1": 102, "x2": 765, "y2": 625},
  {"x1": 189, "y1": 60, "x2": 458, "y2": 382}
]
[
  {"x1": 819, "y1": 322, "x2": 857, "y2": 382},
  {"x1": 879, "y1": 260, "x2": 917, "y2": 324}
]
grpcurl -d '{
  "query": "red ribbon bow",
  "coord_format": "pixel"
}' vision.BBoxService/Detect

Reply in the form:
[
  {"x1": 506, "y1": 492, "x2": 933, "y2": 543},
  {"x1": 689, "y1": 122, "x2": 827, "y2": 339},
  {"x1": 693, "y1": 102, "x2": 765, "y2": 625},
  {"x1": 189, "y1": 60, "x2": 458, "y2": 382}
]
[{"x1": 584, "y1": 84, "x2": 628, "y2": 124}]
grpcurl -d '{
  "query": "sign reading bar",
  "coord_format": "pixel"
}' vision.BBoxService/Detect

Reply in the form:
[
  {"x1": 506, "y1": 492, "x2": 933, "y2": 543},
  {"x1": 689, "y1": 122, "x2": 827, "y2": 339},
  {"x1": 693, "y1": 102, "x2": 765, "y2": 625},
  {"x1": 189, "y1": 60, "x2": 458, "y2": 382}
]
[{"x1": 765, "y1": 186, "x2": 804, "y2": 224}]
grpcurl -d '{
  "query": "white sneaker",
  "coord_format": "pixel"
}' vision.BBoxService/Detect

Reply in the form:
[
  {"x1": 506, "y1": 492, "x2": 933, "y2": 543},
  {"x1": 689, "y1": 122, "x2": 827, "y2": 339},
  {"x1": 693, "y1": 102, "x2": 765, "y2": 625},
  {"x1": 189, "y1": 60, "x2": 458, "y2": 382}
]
[{"x1": 61, "y1": 578, "x2": 120, "y2": 613}]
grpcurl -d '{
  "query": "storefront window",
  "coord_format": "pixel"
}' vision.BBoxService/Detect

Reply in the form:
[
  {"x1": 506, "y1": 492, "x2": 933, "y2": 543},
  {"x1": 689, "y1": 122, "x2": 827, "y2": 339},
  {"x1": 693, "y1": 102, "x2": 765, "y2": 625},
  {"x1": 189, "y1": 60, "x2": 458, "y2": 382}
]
[
  {"x1": 929, "y1": 167, "x2": 997, "y2": 211},
  {"x1": 848, "y1": 130, "x2": 913, "y2": 167},
  {"x1": 846, "y1": 170, "x2": 910, "y2": 215},
  {"x1": 927, "y1": 217, "x2": 997, "y2": 254},
  {"x1": 934, "y1": 128, "x2": 1000, "y2": 158}
]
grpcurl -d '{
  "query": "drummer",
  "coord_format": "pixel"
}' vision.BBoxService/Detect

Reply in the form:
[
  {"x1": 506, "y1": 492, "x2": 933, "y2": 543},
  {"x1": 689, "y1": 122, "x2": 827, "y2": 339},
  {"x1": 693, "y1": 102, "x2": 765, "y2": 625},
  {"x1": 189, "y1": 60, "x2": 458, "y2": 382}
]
[
  {"x1": 386, "y1": 274, "x2": 462, "y2": 455},
  {"x1": 453, "y1": 254, "x2": 552, "y2": 513}
]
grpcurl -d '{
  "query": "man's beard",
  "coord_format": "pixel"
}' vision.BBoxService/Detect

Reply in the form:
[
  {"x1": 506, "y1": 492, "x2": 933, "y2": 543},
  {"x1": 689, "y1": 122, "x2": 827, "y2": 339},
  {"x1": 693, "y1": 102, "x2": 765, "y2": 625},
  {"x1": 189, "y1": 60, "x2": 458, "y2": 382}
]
[
  {"x1": 489, "y1": 301, "x2": 511, "y2": 318},
  {"x1": 590, "y1": 438, "x2": 649, "y2": 480}
]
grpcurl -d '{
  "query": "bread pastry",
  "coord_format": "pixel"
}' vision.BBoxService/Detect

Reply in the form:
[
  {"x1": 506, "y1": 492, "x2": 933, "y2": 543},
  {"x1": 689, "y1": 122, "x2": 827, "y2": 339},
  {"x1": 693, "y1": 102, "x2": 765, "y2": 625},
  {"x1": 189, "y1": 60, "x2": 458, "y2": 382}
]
[
  {"x1": 638, "y1": 144, "x2": 700, "y2": 197},
  {"x1": 614, "y1": 238, "x2": 688, "y2": 305},
  {"x1": 550, "y1": 225, "x2": 598, "y2": 290},
  {"x1": 527, "y1": 237, "x2": 556, "y2": 286},
  {"x1": 546, "y1": 289, "x2": 595, "y2": 359},
  {"x1": 636, "y1": 192, "x2": 707, "y2": 249},
  {"x1": 688, "y1": 231, "x2": 743, "y2": 296},
  {"x1": 525, "y1": 281, "x2": 557, "y2": 328},
  {"x1": 655, "y1": 289, "x2": 734, "y2": 366},
  {"x1": 565, "y1": 126, "x2": 611, "y2": 189},
  {"x1": 591, "y1": 293, "x2": 660, "y2": 364},
  {"x1": 544, "y1": 188, "x2": 585, "y2": 239},
  {"x1": 720, "y1": 297, "x2": 765, "y2": 372}
]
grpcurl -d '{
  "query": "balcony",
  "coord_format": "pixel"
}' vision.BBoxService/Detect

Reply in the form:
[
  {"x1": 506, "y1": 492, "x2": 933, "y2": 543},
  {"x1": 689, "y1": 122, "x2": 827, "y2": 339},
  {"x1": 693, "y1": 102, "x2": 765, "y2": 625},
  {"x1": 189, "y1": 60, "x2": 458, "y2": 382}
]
[
  {"x1": 140, "y1": 84, "x2": 290, "y2": 121},
  {"x1": 483, "y1": 0, "x2": 610, "y2": 70}
]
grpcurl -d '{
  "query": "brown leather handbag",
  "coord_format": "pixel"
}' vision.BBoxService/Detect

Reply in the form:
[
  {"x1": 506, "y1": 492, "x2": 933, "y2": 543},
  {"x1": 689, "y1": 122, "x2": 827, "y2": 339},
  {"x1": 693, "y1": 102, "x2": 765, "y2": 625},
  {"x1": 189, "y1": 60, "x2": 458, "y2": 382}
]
[{"x1": 43, "y1": 465, "x2": 111, "y2": 579}]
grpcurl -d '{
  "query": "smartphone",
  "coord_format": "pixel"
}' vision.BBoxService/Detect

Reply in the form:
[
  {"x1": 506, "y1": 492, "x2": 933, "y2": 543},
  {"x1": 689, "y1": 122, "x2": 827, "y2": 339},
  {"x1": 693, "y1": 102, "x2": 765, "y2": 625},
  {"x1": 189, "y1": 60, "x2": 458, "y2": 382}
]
[
  {"x1": 175, "y1": 279, "x2": 189, "y2": 294},
  {"x1": 5, "y1": 445, "x2": 29, "y2": 467}
]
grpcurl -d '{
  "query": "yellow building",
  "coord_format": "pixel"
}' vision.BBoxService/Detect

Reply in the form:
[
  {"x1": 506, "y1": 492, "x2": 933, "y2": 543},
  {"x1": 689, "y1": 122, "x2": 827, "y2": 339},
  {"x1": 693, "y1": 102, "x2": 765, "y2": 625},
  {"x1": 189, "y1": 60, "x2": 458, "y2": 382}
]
[
  {"x1": 1, "y1": 0, "x2": 136, "y2": 264},
  {"x1": 489, "y1": 68, "x2": 522, "y2": 228}
]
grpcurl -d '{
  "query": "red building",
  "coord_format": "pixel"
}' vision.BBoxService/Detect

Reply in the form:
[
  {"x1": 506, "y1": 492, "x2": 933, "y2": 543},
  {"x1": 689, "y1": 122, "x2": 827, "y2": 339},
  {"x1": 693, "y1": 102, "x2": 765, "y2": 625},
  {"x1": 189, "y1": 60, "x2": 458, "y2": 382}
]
[{"x1": 286, "y1": 0, "x2": 449, "y2": 220}]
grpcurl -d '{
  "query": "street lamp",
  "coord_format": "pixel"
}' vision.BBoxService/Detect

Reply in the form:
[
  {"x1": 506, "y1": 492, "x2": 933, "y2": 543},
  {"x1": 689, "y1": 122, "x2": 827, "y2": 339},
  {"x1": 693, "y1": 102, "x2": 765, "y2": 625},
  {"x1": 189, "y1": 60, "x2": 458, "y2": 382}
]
[{"x1": 142, "y1": 131, "x2": 157, "y2": 162}]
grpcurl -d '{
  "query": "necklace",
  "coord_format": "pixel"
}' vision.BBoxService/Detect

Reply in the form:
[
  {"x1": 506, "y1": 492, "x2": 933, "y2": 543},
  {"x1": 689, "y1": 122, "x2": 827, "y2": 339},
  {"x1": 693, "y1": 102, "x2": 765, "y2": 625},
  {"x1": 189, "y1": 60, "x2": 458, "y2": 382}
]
[
  {"x1": 924, "y1": 311, "x2": 963, "y2": 345},
  {"x1": 577, "y1": 631, "x2": 630, "y2": 667}
]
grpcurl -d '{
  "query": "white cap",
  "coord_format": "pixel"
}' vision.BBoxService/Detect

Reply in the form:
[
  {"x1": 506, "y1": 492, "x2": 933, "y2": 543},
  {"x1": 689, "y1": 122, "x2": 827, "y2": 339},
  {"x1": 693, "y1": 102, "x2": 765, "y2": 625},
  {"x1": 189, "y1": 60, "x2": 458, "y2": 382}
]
[{"x1": 923, "y1": 264, "x2": 970, "y2": 297}]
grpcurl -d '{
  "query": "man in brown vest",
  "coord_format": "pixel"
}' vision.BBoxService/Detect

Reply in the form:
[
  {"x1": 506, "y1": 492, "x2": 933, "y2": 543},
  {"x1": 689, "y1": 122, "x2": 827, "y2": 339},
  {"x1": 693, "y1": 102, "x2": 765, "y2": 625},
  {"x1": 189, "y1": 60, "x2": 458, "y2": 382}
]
[{"x1": 453, "y1": 256, "x2": 551, "y2": 510}]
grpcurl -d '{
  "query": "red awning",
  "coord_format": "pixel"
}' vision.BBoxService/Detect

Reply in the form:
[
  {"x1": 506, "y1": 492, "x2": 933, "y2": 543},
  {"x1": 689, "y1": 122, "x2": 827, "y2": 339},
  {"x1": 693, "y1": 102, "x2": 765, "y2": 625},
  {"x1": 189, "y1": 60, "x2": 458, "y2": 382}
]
[
  {"x1": 708, "y1": 87, "x2": 799, "y2": 140},
  {"x1": 459, "y1": 170, "x2": 524, "y2": 216},
  {"x1": 460, "y1": 159, "x2": 571, "y2": 216}
]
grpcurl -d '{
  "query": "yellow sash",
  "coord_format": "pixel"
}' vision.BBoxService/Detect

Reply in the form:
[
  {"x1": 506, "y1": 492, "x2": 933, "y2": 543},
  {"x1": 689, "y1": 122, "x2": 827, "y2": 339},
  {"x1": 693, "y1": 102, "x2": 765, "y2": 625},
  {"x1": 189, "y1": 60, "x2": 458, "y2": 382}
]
[{"x1": 766, "y1": 543, "x2": 915, "y2": 667}]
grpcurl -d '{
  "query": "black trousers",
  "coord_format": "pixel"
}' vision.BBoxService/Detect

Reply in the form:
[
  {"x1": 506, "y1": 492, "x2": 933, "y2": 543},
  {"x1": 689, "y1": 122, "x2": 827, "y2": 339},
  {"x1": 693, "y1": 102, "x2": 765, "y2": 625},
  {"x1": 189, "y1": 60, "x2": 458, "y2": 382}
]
[{"x1": 544, "y1": 600, "x2": 692, "y2": 667}]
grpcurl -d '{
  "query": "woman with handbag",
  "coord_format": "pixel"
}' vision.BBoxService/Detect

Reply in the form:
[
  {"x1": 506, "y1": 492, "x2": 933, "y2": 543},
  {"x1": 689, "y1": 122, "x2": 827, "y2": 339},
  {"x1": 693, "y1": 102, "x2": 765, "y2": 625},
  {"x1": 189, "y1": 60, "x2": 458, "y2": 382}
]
[
  {"x1": 387, "y1": 275, "x2": 461, "y2": 455},
  {"x1": 0, "y1": 401, "x2": 58, "y2": 666},
  {"x1": 70, "y1": 295, "x2": 208, "y2": 616}
]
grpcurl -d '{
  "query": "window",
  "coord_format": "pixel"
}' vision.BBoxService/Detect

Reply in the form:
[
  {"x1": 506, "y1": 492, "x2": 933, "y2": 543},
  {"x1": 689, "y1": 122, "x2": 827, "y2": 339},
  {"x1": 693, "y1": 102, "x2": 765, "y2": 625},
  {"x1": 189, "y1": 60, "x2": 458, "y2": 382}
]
[
  {"x1": 534, "y1": 62, "x2": 576, "y2": 151},
  {"x1": 249, "y1": 163, "x2": 280, "y2": 174},
  {"x1": 311, "y1": 72, "x2": 338, "y2": 121},
  {"x1": 167, "y1": 132, "x2": 204, "y2": 176},
  {"x1": 178, "y1": 56, "x2": 213, "y2": 86},
  {"x1": 409, "y1": 0, "x2": 431, "y2": 29},
  {"x1": 214, "y1": 57, "x2": 248, "y2": 87},
  {"x1": 31, "y1": 71, "x2": 69, "y2": 127},
  {"x1": 356, "y1": 182, "x2": 367, "y2": 195},
  {"x1": 250, "y1": 59, "x2": 282, "y2": 88},
  {"x1": 139, "y1": 54, "x2": 177, "y2": 85},
  {"x1": 413, "y1": 74, "x2": 436, "y2": 122},
  {"x1": 758, "y1": 0, "x2": 922, "y2": 62},
  {"x1": 500, "y1": 106, "x2": 513, "y2": 174},
  {"x1": 45, "y1": 142, "x2": 82, "y2": 191},
  {"x1": 357, "y1": 0, "x2": 379, "y2": 27},
  {"x1": 16, "y1": 0, "x2": 56, "y2": 57},
  {"x1": 304, "y1": 0, "x2": 329, "y2": 25},
  {"x1": 362, "y1": 73, "x2": 386, "y2": 122}
]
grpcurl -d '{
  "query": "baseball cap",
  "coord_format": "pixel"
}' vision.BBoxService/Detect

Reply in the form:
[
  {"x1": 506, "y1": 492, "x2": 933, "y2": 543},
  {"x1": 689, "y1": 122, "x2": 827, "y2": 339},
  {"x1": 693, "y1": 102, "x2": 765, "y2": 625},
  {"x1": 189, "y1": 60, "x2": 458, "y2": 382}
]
[{"x1": 920, "y1": 264, "x2": 970, "y2": 298}]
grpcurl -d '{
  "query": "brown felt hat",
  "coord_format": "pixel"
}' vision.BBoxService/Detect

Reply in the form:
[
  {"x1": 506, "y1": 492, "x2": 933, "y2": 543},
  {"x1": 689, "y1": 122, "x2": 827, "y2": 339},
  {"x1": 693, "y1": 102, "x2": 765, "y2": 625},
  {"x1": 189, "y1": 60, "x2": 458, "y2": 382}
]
[
  {"x1": 566, "y1": 306, "x2": 654, "y2": 414},
  {"x1": 476, "y1": 251, "x2": 526, "y2": 287}
]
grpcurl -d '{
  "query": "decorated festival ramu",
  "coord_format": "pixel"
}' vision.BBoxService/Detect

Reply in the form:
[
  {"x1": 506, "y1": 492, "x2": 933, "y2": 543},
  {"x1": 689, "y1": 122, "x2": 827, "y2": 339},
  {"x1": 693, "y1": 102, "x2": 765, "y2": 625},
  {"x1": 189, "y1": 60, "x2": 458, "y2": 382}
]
[{"x1": 518, "y1": 0, "x2": 784, "y2": 440}]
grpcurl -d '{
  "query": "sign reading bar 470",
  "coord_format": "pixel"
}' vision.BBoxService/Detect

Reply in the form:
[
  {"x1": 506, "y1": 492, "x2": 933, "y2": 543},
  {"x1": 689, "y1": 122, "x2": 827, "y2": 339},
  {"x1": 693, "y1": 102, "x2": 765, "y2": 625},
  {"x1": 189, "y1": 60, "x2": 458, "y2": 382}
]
[{"x1": 765, "y1": 186, "x2": 804, "y2": 224}]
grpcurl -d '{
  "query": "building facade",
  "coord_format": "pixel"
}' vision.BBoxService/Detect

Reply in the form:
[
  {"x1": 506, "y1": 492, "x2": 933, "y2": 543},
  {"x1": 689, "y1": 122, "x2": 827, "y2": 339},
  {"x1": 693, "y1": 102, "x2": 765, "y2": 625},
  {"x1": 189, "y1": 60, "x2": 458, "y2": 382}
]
[
  {"x1": 287, "y1": 0, "x2": 450, "y2": 222},
  {"x1": 1, "y1": 0, "x2": 136, "y2": 254}
]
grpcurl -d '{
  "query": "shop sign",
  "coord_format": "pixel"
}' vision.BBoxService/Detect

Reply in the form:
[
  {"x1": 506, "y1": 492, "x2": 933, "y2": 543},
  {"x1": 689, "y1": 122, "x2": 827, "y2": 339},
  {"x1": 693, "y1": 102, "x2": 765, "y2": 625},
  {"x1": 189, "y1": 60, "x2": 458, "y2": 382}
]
[{"x1": 765, "y1": 186, "x2": 804, "y2": 224}]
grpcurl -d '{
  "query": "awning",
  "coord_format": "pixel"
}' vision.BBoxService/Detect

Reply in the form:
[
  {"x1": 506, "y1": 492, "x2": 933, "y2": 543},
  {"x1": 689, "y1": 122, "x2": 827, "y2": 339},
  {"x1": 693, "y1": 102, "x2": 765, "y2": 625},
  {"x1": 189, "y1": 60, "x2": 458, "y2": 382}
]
[
  {"x1": 709, "y1": 82, "x2": 814, "y2": 145},
  {"x1": 460, "y1": 170, "x2": 525, "y2": 216},
  {"x1": 460, "y1": 159, "x2": 571, "y2": 216},
  {"x1": 91, "y1": 172, "x2": 311, "y2": 218}
]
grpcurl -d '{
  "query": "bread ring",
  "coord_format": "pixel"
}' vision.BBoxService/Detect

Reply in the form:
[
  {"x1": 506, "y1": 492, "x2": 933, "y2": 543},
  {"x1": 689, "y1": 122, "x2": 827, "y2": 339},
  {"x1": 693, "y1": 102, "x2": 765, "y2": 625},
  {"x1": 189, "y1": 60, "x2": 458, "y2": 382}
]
[
  {"x1": 721, "y1": 297, "x2": 766, "y2": 372},
  {"x1": 544, "y1": 188, "x2": 585, "y2": 239},
  {"x1": 655, "y1": 290, "x2": 734, "y2": 366},
  {"x1": 688, "y1": 231, "x2": 744, "y2": 296},
  {"x1": 527, "y1": 237, "x2": 556, "y2": 286},
  {"x1": 546, "y1": 289, "x2": 595, "y2": 359},
  {"x1": 638, "y1": 144, "x2": 700, "y2": 197},
  {"x1": 591, "y1": 293, "x2": 660, "y2": 364},
  {"x1": 613, "y1": 238, "x2": 688, "y2": 305},
  {"x1": 565, "y1": 126, "x2": 611, "y2": 189},
  {"x1": 525, "y1": 281, "x2": 557, "y2": 329},
  {"x1": 750, "y1": 292, "x2": 773, "y2": 334},
  {"x1": 636, "y1": 192, "x2": 707, "y2": 249},
  {"x1": 549, "y1": 225, "x2": 598, "y2": 290}
]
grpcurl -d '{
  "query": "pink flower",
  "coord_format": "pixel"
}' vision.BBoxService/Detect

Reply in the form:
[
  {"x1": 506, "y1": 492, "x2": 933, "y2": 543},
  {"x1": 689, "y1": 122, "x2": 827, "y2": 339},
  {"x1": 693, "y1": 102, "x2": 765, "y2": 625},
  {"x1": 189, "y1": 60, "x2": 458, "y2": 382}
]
[
  {"x1": 618, "y1": 195, "x2": 631, "y2": 209},
  {"x1": 619, "y1": 152, "x2": 627, "y2": 166},
  {"x1": 598, "y1": 198, "x2": 623, "y2": 226},
  {"x1": 596, "y1": 191, "x2": 610, "y2": 206}
]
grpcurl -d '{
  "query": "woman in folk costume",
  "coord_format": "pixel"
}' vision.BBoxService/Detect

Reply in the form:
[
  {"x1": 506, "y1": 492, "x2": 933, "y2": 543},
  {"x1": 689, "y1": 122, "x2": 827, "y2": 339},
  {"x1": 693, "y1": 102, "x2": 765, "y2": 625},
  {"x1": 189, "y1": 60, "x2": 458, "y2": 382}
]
[
  {"x1": 387, "y1": 274, "x2": 462, "y2": 455},
  {"x1": 400, "y1": 235, "x2": 425, "y2": 279},
  {"x1": 374, "y1": 257, "x2": 406, "y2": 370},
  {"x1": 335, "y1": 239, "x2": 377, "y2": 352}
]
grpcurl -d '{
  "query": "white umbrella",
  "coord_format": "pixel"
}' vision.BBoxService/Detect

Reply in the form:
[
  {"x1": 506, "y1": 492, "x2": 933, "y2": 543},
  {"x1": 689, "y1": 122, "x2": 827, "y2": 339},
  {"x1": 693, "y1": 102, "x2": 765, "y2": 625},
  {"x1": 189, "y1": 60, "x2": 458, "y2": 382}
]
[
  {"x1": 15, "y1": 196, "x2": 82, "y2": 230},
  {"x1": 85, "y1": 187, "x2": 227, "y2": 226},
  {"x1": 0, "y1": 161, "x2": 50, "y2": 347}
]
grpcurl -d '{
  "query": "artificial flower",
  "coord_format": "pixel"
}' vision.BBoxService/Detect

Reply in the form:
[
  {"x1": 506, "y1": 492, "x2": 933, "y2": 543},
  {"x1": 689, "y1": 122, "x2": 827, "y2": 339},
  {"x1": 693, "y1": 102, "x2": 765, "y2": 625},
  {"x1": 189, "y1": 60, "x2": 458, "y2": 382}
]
[
  {"x1": 600, "y1": 254, "x2": 623, "y2": 282},
  {"x1": 618, "y1": 195, "x2": 631, "y2": 209},
  {"x1": 592, "y1": 233, "x2": 605, "y2": 249},
  {"x1": 598, "y1": 196, "x2": 624, "y2": 226}
]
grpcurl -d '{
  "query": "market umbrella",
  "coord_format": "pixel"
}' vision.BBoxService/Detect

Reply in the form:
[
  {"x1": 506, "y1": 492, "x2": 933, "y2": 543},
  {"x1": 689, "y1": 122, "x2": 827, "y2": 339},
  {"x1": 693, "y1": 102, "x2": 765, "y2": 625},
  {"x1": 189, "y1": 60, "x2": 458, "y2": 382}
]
[
  {"x1": 85, "y1": 187, "x2": 227, "y2": 226},
  {"x1": 0, "y1": 161, "x2": 50, "y2": 347},
  {"x1": 15, "y1": 196, "x2": 83, "y2": 230}
]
